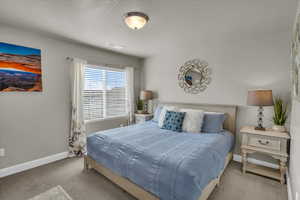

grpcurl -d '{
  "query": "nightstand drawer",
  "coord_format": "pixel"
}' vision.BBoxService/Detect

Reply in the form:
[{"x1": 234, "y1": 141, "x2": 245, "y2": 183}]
[{"x1": 248, "y1": 137, "x2": 280, "y2": 151}]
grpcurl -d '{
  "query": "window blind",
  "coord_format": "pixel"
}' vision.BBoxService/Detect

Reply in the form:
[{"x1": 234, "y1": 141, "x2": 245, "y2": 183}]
[{"x1": 83, "y1": 66, "x2": 127, "y2": 121}]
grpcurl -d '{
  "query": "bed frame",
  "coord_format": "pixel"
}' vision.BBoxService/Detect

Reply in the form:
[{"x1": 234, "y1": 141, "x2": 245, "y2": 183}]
[{"x1": 84, "y1": 103, "x2": 237, "y2": 200}]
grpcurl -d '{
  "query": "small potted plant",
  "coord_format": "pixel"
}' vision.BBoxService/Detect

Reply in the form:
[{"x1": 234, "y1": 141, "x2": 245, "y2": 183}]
[
  {"x1": 272, "y1": 97, "x2": 288, "y2": 132},
  {"x1": 136, "y1": 99, "x2": 144, "y2": 114}
]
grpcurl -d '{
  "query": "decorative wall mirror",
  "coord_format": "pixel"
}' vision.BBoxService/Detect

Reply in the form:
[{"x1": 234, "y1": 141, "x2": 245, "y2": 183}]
[{"x1": 178, "y1": 59, "x2": 212, "y2": 94}]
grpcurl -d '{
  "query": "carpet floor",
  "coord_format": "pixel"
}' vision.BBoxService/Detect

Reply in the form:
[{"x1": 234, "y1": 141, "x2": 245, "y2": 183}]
[{"x1": 0, "y1": 158, "x2": 288, "y2": 200}]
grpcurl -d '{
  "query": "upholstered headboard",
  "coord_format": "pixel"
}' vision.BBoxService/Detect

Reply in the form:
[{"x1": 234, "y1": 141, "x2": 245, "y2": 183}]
[{"x1": 154, "y1": 102, "x2": 237, "y2": 134}]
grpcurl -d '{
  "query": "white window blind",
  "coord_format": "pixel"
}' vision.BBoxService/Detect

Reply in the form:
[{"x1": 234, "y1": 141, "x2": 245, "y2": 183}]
[{"x1": 83, "y1": 66, "x2": 127, "y2": 121}]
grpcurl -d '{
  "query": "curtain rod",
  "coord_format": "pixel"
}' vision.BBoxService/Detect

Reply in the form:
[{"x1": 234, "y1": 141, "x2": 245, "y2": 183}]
[{"x1": 66, "y1": 56, "x2": 132, "y2": 69}]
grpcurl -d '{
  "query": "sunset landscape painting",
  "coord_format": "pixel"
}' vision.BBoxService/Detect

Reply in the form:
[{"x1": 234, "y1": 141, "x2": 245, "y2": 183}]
[{"x1": 0, "y1": 42, "x2": 42, "y2": 92}]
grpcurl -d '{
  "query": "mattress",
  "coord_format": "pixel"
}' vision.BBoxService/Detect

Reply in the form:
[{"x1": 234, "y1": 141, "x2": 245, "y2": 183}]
[{"x1": 87, "y1": 121, "x2": 234, "y2": 200}]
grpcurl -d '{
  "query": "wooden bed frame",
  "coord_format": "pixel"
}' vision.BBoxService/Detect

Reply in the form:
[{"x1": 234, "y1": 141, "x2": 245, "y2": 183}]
[{"x1": 84, "y1": 103, "x2": 237, "y2": 200}]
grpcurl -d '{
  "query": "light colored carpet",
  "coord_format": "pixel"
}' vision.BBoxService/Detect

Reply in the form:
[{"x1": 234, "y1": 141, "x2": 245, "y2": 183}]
[
  {"x1": 29, "y1": 186, "x2": 73, "y2": 200},
  {"x1": 0, "y1": 158, "x2": 288, "y2": 200}
]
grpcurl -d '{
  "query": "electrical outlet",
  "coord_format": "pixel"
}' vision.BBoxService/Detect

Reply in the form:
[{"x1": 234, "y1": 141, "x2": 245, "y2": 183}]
[{"x1": 0, "y1": 148, "x2": 5, "y2": 157}]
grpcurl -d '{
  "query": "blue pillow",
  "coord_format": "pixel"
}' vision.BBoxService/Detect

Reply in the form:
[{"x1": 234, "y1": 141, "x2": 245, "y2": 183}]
[
  {"x1": 162, "y1": 111, "x2": 186, "y2": 132},
  {"x1": 153, "y1": 105, "x2": 163, "y2": 122},
  {"x1": 202, "y1": 112, "x2": 226, "y2": 133}
]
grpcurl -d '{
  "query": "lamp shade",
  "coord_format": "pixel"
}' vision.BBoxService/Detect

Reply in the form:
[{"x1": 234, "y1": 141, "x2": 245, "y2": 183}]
[
  {"x1": 247, "y1": 90, "x2": 274, "y2": 106},
  {"x1": 140, "y1": 90, "x2": 153, "y2": 100}
]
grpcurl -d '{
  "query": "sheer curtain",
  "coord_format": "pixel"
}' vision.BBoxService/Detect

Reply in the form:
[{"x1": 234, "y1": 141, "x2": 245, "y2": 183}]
[
  {"x1": 69, "y1": 58, "x2": 87, "y2": 157},
  {"x1": 125, "y1": 67, "x2": 135, "y2": 124}
]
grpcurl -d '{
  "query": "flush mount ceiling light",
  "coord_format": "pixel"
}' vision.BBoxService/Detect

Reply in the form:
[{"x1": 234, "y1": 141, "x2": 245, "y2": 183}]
[{"x1": 124, "y1": 12, "x2": 149, "y2": 30}]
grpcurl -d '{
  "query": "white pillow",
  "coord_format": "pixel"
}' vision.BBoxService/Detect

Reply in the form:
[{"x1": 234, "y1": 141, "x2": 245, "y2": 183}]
[
  {"x1": 158, "y1": 106, "x2": 177, "y2": 127},
  {"x1": 180, "y1": 109, "x2": 204, "y2": 133}
]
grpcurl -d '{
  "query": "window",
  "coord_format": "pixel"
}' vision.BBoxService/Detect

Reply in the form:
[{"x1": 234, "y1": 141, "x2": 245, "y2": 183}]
[{"x1": 83, "y1": 65, "x2": 127, "y2": 121}]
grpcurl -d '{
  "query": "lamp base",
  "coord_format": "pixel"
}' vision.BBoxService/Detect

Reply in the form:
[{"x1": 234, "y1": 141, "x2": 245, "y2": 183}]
[
  {"x1": 255, "y1": 106, "x2": 266, "y2": 131},
  {"x1": 143, "y1": 100, "x2": 149, "y2": 114}
]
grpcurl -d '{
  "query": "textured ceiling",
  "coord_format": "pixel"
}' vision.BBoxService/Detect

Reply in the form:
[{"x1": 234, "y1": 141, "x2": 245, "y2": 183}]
[{"x1": 0, "y1": 0, "x2": 297, "y2": 58}]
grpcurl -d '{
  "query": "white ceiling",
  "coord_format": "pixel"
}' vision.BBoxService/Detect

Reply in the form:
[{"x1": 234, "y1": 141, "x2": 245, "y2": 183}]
[{"x1": 0, "y1": 0, "x2": 297, "y2": 58}]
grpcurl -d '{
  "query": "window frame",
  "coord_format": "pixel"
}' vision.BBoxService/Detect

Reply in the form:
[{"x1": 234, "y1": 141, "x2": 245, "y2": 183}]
[{"x1": 83, "y1": 64, "x2": 128, "y2": 123}]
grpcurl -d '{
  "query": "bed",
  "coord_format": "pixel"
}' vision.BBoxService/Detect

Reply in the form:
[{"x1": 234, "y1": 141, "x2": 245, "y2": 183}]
[{"x1": 85, "y1": 103, "x2": 237, "y2": 200}]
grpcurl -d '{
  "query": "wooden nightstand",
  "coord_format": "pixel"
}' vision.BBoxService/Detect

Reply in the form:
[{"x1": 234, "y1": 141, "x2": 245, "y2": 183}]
[
  {"x1": 240, "y1": 126, "x2": 290, "y2": 184},
  {"x1": 134, "y1": 113, "x2": 153, "y2": 124}
]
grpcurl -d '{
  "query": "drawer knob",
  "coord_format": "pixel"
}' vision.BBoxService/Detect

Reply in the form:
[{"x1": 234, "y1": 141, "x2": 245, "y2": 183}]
[{"x1": 258, "y1": 140, "x2": 269, "y2": 145}]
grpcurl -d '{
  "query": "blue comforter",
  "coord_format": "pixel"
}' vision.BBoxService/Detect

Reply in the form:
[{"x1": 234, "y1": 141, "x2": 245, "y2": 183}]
[{"x1": 87, "y1": 121, "x2": 234, "y2": 200}]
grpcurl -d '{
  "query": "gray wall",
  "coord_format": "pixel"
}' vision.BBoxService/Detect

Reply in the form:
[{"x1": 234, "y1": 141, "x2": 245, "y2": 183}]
[
  {"x1": 290, "y1": 99, "x2": 300, "y2": 199},
  {"x1": 0, "y1": 25, "x2": 142, "y2": 169},
  {"x1": 142, "y1": 31, "x2": 291, "y2": 163}
]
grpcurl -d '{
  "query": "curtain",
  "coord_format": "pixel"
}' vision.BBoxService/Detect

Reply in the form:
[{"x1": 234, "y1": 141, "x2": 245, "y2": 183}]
[
  {"x1": 125, "y1": 67, "x2": 135, "y2": 124},
  {"x1": 69, "y1": 58, "x2": 87, "y2": 157}
]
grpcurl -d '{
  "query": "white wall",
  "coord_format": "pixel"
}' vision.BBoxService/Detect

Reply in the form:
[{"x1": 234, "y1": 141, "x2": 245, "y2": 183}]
[
  {"x1": 143, "y1": 32, "x2": 291, "y2": 161},
  {"x1": 0, "y1": 25, "x2": 142, "y2": 169}
]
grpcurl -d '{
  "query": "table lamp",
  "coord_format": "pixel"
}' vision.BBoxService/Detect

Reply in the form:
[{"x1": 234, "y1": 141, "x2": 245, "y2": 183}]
[
  {"x1": 140, "y1": 90, "x2": 153, "y2": 114},
  {"x1": 247, "y1": 90, "x2": 274, "y2": 131}
]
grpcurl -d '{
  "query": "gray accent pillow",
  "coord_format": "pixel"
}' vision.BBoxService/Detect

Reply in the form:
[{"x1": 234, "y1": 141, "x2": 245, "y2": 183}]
[{"x1": 201, "y1": 112, "x2": 226, "y2": 133}]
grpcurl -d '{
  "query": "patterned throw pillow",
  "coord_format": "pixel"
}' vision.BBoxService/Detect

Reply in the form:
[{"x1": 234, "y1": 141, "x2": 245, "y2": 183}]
[
  {"x1": 162, "y1": 111, "x2": 186, "y2": 132},
  {"x1": 158, "y1": 106, "x2": 177, "y2": 127}
]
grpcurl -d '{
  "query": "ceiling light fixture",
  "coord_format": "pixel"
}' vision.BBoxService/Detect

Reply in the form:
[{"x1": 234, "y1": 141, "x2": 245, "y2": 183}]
[{"x1": 124, "y1": 12, "x2": 149, "y2": 30}]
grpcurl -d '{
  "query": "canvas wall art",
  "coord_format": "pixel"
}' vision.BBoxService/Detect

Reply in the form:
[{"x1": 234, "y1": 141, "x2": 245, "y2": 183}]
[
  {"x1": 0, "y1": 42, "x2": 42, "y2": 92},
  {"x1": 292, "y1": 14, "x2": 300, "y2": 101}
]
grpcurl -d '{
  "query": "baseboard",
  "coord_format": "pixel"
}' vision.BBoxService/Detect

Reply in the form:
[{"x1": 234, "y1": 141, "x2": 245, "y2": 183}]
[
  {"x1": 0, "y1": 151, "x2": 68, "y2": 178},
  {"x1": 233, "y1": 154, "x2": 279, "y2": 169},
  {"x1": 287, "y1": 170, "x2": 294, "y2": 200}
]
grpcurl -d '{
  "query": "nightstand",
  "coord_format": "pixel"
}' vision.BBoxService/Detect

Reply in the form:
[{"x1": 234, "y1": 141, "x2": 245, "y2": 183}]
[
  {"x1": 134, "y1": 113, "x2": 153, "y2": 124},
  {"x1": 240, "y1": 126, "x2": 290, "y2": 184}
]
